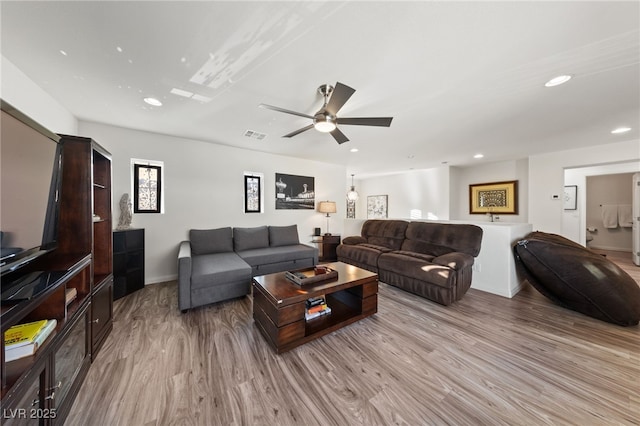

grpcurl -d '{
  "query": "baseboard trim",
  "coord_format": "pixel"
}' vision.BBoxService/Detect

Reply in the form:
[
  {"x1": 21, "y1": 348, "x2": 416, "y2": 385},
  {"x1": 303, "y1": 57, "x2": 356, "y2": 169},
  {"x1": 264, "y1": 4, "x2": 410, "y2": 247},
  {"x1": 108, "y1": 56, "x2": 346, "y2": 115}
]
[{"x1": 588, "y1": 245, "x2": 632, "y2": 252}]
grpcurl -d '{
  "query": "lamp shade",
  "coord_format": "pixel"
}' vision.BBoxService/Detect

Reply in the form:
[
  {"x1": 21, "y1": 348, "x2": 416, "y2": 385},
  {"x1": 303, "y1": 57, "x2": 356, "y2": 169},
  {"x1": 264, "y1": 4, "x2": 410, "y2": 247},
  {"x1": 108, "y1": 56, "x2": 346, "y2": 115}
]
[{"x1": 318, "y1": 201, "x2": 337, "y2": 214}]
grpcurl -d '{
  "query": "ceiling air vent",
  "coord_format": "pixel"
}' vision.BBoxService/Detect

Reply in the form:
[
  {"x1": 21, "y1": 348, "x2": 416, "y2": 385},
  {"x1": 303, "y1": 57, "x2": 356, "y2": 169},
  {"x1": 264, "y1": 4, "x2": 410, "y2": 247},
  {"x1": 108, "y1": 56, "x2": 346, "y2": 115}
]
[{"x1": 244, "y1": 130, "x2": 267, "y2": 140}]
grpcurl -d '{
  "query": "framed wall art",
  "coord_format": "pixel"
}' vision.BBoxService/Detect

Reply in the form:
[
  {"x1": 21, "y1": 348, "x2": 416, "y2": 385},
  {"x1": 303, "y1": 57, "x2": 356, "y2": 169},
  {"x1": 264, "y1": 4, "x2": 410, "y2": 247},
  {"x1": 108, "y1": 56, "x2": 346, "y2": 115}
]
[
  {"x1": 367, "y1": 195, "x2": 388, "y2": 219},
  {"x1": 564, "y1": 185, "x2": 577, "y2": 210},
  {"x1": 244, "y1": 175, "x2": 261, "y2": 213},
  {"x1": 469, "y1": 180, "x2": 518, "y2": 214},
  {"x1": 275, "y1": 173, "x2": 315, "y2": 210}
]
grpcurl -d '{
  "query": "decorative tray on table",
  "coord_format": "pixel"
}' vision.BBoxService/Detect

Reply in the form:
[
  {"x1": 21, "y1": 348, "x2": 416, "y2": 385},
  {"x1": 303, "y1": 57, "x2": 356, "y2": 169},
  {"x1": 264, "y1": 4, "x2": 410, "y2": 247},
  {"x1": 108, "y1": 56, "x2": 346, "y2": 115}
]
[{"x1": 284, "y1": 265, "x2": 338, "y2": 286}]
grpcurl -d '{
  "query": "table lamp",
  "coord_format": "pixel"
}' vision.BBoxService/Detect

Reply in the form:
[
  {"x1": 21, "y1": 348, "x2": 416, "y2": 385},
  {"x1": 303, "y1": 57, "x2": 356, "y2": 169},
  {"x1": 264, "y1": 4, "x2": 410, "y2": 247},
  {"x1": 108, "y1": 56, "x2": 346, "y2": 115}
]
[{"x1": 318, "y1": 201, "x2": 337, "y2": 235}]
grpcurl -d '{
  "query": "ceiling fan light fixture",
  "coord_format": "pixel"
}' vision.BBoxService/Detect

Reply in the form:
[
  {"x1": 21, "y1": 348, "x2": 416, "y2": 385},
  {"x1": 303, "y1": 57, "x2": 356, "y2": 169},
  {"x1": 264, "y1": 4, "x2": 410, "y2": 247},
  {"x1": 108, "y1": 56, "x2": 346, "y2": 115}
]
[{"x1": 313, "y1": 114, "x2": 336, "y2": 132}]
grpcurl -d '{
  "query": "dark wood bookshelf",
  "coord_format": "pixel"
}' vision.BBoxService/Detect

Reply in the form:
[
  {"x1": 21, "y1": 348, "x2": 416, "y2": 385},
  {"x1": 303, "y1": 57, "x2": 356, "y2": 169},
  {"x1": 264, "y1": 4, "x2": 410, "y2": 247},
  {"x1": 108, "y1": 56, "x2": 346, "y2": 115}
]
[{"x1": 1, "y1": 133, "x2": 113, "y2": 424}]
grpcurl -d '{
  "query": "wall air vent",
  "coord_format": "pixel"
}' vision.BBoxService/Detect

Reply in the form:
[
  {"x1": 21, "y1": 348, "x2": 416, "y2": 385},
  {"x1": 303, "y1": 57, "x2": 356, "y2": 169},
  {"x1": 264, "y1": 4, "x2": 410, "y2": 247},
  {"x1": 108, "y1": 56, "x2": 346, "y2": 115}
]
[{"x1": 244, "y1": 130, "x2": 267, "y2": 140}]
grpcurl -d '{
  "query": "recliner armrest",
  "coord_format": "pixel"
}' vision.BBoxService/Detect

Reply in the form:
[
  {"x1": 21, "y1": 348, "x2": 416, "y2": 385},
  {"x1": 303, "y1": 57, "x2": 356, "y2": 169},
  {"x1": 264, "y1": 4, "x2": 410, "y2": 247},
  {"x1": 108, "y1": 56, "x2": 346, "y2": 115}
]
[
  {"x1": 432, "y1": 252, "x2": 474, "y2": 271},
  {"x1": 177, "y1": 241, "x2": 192, "y2": 311},
  {"x1": 342, "y1": 236, "x2": 367, "y2": 245}
]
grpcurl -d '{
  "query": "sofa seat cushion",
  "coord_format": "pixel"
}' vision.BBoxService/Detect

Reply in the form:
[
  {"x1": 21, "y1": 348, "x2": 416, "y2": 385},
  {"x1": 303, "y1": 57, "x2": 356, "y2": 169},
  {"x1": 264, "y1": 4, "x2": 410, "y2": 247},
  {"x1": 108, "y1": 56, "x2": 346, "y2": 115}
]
[
  {"x1": 378, "y1": 252, "x2": 452, "y2": 288},
  {"x1": 514, "y1": 231, "x2": 640, "y2": 326},
  {"x1": 191, "y1": 252, "x2": 252, "y2": 290},
  {"x1": 236, "y1": 244, "x2": 316, "y2": 267},
  {"x1": 390, "y1": 250, "x2": 435, "y2": 263}
]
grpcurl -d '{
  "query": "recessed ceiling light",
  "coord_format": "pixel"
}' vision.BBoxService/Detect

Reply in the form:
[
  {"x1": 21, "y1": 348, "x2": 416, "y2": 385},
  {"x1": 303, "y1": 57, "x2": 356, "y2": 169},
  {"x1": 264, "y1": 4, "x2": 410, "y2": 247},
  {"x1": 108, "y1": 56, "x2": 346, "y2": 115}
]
[
  {"x1": 350, "y1": 148, "x2": 359, "y2": 153},
  {"x1": 544, "y1": 75, "x2": 572, "y2": 87},
  {"x1": 116, "y1": 46, "x2": 123, "y2": 53},
  {"x1": 474, "y1": 154, "x2": 484, "y2": 159},
  {"x1": 59, "y1": 50, "x2": 68, "y2": 56},
  {"x1": 143, "y1": 97, "x2": 162, "y2": 107},
  {"x1": 611, "y1": 127, "x2": 631, "y2": 134}
]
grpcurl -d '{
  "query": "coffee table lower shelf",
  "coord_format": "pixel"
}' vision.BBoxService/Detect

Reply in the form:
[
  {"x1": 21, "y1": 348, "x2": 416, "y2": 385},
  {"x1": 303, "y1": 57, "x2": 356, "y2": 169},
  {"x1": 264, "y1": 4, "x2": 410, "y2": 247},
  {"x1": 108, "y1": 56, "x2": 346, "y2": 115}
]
[{"x1": 252, "y1": 263, "x2": 378, "y2": 354}]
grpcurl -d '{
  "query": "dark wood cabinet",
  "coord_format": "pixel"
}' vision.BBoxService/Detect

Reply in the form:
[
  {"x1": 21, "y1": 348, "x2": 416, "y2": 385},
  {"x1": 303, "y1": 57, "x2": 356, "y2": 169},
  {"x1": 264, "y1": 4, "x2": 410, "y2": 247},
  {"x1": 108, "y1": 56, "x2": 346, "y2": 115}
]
[
  {"x1": 113, "y1": 229, "x2": 145, "y2": 300},
  {"x1": 59, "y1": 135, "x2": 113, "y2": 361},
  {"x1": 1, "y1": 129, "x2": 112, "y2": 424},
  {"x1": 312, "y1": 235, "x2": 341, "y2": 262}
]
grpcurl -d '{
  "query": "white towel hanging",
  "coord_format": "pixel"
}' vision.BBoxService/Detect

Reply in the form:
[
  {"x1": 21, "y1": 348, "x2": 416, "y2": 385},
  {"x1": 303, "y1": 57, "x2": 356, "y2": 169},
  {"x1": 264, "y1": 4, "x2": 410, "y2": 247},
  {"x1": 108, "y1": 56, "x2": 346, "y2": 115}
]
[
  {"x1": 601, "y1": 205, "x2": 618, "y2": 228},
  {"x1": 618, "y1": 204, "x2": 632, "y2": 228}
]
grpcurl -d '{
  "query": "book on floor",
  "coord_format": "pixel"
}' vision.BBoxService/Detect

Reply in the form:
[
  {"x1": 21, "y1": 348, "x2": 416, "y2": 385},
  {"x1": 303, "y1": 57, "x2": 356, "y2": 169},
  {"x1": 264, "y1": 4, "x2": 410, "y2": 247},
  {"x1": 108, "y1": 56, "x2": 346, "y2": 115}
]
[{"x1": 5, "y1": 319, "x2": 57, "y2": 362}]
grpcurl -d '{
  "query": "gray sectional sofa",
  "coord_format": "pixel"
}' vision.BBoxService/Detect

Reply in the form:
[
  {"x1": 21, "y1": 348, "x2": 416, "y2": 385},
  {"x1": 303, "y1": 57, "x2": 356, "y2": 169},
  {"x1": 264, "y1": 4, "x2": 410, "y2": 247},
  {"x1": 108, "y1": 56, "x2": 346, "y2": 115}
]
[
  {"x1": 337, "y1": 220, "x2": 483, "y2": 305},
  {"x1": 178, "y1": 225, "x2": 318, "y2": 311}
]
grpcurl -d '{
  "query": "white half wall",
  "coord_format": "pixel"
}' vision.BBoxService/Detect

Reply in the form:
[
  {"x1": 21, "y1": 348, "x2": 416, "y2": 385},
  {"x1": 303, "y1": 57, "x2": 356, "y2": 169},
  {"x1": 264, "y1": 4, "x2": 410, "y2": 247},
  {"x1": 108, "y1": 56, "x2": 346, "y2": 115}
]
[
  {"x1": 79, "y1": 121, "x2": 347, "y2": 284},
  {"x1": 1, "y1": 56, "x2": 77, "y2": 134}
]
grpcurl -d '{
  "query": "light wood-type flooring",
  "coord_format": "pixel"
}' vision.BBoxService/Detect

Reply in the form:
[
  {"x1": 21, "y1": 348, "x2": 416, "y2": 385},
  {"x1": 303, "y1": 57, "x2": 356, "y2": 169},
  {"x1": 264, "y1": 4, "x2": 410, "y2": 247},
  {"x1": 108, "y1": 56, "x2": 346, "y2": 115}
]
[{"x1": 67, "y1": 253, "x2": 639, "y2": 425}]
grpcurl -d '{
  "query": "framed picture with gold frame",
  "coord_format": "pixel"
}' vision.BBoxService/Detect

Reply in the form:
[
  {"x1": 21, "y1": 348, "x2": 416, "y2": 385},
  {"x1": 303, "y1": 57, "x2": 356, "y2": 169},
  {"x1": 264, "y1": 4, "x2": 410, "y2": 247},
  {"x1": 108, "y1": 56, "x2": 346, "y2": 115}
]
[{"x1": 469, "y1": 180, "x2": 518, "y2": 214}]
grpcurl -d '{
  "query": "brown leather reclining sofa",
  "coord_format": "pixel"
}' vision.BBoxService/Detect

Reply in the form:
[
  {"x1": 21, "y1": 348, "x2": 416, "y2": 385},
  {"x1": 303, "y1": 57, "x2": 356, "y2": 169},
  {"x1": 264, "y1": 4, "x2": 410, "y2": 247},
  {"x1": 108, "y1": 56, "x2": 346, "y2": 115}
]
[{"x1": 337, "y1": 220, "x2": 483, "y2": 305}]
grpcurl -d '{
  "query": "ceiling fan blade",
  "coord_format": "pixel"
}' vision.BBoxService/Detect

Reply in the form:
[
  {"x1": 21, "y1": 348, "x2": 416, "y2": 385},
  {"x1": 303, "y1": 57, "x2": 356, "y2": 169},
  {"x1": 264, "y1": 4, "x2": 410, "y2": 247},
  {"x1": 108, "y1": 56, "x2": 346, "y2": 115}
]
[
  {"x1": 325, "y1": 82, "x2": 355, "y2": 116},
  {"x1": 330, "y1": 127, "x2": 349, "y2": 144},
  {"x1": 259, "y1": 103, "x2": 314, "y2": 119},
  {"x1": 337, "y1": 117, "x2": 393, "y2": 127},
  {"x1": 283, "y1": 124, "x2": 314, "y2": 138}
]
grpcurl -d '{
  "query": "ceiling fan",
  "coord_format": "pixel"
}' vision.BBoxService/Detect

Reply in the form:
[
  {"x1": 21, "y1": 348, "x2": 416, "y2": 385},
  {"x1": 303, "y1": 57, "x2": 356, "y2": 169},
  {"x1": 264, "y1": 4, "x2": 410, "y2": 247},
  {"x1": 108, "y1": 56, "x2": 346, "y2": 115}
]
[{"x1": 259, "y1": 82, "x2": 393, "y2": 144}]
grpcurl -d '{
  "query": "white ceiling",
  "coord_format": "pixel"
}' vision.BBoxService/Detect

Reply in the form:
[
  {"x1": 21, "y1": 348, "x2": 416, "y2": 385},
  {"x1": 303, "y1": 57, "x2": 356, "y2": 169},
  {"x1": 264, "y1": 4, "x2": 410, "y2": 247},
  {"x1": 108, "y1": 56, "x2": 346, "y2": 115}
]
[{"x1": 2, "y1": 1, "x2": 639, "y2": 177}]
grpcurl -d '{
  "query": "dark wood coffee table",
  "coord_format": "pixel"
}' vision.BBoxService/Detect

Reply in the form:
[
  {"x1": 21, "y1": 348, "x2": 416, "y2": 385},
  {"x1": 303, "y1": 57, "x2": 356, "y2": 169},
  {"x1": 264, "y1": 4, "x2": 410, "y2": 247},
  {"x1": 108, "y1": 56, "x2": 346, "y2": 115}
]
[{"x1": 252, "y1": 262, "x2": 378, "y2": 353}]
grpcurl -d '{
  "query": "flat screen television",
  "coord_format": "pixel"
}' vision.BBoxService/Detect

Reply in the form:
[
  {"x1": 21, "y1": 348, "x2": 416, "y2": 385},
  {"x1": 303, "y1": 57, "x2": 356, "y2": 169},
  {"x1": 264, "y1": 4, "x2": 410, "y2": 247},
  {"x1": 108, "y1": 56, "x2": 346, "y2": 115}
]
[{"x1": 0, "y1": 100, "x2": 63, "y2": 278}]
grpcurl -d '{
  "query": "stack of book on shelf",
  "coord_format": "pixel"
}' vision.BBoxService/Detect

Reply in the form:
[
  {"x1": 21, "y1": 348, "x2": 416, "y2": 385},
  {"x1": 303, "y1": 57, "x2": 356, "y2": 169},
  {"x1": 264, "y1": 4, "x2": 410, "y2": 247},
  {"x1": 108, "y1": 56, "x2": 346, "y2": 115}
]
[
  {"x1": 305, "y1": 296, "x2": 332, "y2": 321},
  {"x1": 4, "y1": 319, "x2": 57, "y2": 362},
  {"x1": 65, "y1": 287, "x2": 77, "y2": 306}
]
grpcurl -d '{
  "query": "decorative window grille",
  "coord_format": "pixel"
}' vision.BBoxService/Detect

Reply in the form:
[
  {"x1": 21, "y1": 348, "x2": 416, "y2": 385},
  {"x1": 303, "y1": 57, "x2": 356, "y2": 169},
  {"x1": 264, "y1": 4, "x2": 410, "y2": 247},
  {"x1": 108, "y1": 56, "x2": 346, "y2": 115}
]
[{"x1": 133, "y1": 163, "x2": 162, "y2": 213}]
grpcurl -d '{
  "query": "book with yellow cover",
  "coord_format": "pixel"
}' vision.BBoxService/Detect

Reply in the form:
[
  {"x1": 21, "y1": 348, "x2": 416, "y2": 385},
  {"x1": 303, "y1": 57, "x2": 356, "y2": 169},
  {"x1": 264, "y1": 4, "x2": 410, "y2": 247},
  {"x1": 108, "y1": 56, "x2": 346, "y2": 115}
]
[
  {"x1": 4, "y1": 319, "x2": 48, "y2": 348},
  {"x1": 5, "y1": 319, "x2": 57, "y2": 362}
]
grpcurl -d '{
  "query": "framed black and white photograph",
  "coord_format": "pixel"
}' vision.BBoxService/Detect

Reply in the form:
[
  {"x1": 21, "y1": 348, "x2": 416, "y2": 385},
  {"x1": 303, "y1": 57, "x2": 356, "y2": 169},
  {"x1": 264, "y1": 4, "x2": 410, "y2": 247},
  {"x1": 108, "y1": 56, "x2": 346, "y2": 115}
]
[
  {"x1": 367, "y1": 195, "x2": 388, "y2": 219},
  {"x1": 275, "y1": 173, "x2": 315, "y2": 210},
  {"x1": 244, "y1": 175, "x2": 261, "y2": 213},
  {"x1": 564, "y1": 185, "x2": 577, "y2": 210}
]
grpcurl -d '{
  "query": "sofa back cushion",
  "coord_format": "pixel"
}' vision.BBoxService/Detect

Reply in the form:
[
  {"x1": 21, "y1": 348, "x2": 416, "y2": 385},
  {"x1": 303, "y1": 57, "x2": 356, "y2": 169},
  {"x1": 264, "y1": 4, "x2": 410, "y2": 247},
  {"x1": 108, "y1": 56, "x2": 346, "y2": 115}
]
[
  {"x1": 269, "y1": 225, "x2": 300, "y2": 247},
  {"x1": 402, "y1": 222, "x2": 483, "y2": 257},
  {"x1": 234, "y1": 226, "x2": 269, "y2": 251},
  {"x1": 190, "y1": 227, "x2": 233, "y2": 255},
  {"x1": 361, "y1": 220, "x2": 409, "y2": 251}
]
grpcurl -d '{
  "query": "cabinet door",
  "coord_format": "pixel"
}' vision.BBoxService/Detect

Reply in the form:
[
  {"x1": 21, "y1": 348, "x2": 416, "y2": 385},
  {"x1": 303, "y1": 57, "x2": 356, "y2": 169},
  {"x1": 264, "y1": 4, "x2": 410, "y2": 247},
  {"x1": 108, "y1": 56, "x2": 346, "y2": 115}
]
[
  {"x1": 91, "y1": 277, "x2": 113, "y2": 357},
  {"x1": 1, "y1": 367, "x2": 46, "y2": 426},
  {"x1": 51, "y1": 303, "x2": 90, "y2": 423}
]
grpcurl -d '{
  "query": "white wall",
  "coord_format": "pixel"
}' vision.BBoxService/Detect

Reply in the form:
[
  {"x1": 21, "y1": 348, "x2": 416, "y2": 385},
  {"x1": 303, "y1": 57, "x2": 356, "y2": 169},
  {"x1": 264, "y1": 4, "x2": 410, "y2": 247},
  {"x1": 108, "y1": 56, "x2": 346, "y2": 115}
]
[
  {"x1": 79, "y1": 121, "x2": 347, "y2": 284},
  {"x1": 1, "y1": 56, "x2": 77, "y2": 134},
  {"x1": 450, "y1": 158, "x2": 529, "y2": 223},
  {"x1": 354, "y1": 167, "x2": 450, "y2": 220},
  {"x1": 530, "y1": 140, "x2": 640, "y2": 234}
]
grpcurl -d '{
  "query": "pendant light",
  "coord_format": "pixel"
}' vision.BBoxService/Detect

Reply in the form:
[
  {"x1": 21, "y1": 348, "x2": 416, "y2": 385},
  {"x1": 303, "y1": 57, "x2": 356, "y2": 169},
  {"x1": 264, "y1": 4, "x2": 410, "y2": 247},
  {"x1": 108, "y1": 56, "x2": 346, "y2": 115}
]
[{"x1": 346, "y1": 174, "x2": 359, "y2": 201}]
